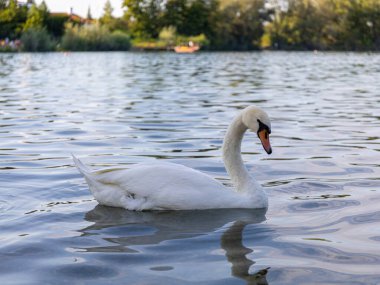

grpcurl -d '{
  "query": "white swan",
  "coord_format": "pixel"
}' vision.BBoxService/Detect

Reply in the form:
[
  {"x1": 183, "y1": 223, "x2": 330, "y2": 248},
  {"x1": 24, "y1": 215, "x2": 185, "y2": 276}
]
[{"x1": 73, "y1": 106, "x2": 272, "y2": 211}]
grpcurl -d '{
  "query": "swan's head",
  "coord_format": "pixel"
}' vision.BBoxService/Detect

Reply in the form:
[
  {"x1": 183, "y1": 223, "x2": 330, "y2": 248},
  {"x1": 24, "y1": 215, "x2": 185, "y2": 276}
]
[{"x1": 242, "y1": 106, "x2": 272, "y2": 154}]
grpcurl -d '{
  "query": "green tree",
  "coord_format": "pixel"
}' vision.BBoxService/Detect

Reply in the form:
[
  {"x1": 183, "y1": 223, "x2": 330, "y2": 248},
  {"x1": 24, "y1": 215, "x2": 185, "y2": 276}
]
[
  {"x1": 162, "y1": 0, "x2": 187, "y2": 34},
  {"x1": 185, "y1": 0, "x2": 214, "y2": 36},
  {"x1": 100, "y1": 1, "x2": 129, "y2": 32},
  {"x1": 99, "y1": 0, "x2": 114, "y2": 27},
  {"x1": 21, "y1": 27, "x2": 54, "y2": 51},
  {"x1": 123, "y1": 0, "x2": 164, "y2": 38},
  {"x1": 343, "y1": 0, "x2": 380, "y2": 50},
  {"x1": 45, "y1": 13, "x2": 70, "y2": 38},
  {"x1": 211, "y1": 0, "x2": 265, "y2": 50},
  {"x1": 87, "y1": 6, "x2": 93, "y2": 21},
  {"x1": 0, "y1": 0, "x2": 28, "y2": 39},
  {"x1": 23, "y1": 3, "x2": 44, "y2": 31},
  {"x1": 262, "y1": 0, "x2": 330, "y2": 50},
  {"x1": 158, "y1": 25, "x2": 177, "y2": 45},
  {"x1": 162, "y1": 0, "x2": 215, "y2": 37},
  {"x1": 73, "y1": 0, "x2": 380, "y2": 51},
  {"x1": 0, "y1": 0, "x2": 17, "y2": 23},
  {"x1": 311, "y1": 0, "x2": 349, "y2": 50},
  {"x1": 0, "y1": 0, "x2": 7, "y2": 9},
  {"x1": 38, "y1": 0, "x2": 49, "y2": 25}
]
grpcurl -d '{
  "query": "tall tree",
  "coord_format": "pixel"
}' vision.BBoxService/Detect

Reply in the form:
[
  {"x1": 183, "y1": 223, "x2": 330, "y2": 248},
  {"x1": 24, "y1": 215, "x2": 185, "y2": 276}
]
[
  {"x1": 0, "y1": 0, "x2": 17, "y2": 21},
  {"x1": 23, "y1": 3, "x2": 44, "y2": 31},
  {"x1": 0, "y1": 0, "x2": 28, "y2": 39},
  {"x1": 162, "y1": 0, "x2": 187, "y2": 34},
  {"x1": 123, "y1": 0, "x2": 164, "y2": 38},
  {"x1": 38, "y1": 0, "x2": 49, "y2": 26},
  {"x1": 87, "y1": 6, "x2": 92, "y2": 21},
  {"x1": 262, "y1": 0, "x2": 326, "y2": 50},
  {"x1": 185, "y1": 0, "x2": 213, "y2": 36},
  {"x1": 0, "y1": 0, "x2": 7, "y2": 9},
  {"x1": 211, "y1": 0, "x2": 265, "y2": 50},
  {"x1": 343, "y1": 0, "x2": 380, "y2": 50},
  {"x1": 100, "y1": 0, "x2": 114, "y2": 27},
  {"x1": 162, "y1": 0, "x2": 215, "y2": 36}
]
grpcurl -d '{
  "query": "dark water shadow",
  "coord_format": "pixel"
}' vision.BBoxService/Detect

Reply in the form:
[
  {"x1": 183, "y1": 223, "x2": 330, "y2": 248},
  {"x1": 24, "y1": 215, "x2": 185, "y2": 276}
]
[
  {"x1": 222, "y1": 221, "x2": 270, "y2": 285},
  {"x1": 82, "y1": 205, "x2": 269, "y2": 284}
]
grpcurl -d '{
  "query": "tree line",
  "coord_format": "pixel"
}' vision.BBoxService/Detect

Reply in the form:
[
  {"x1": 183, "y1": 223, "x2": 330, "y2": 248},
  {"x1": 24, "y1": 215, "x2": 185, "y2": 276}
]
[
  {"x1": 123, "y1": 0, "x2": 380, "y2": 51},
  {"x1": 0, "y1": 0, "x2": 131, "y2": 51},
  {"x1": 1, "y1": 0, "x2": 379, "y2": 51}
]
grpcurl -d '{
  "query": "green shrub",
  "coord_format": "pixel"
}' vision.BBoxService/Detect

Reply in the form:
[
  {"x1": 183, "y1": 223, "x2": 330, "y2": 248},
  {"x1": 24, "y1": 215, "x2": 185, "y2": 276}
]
[
  {"x1": 20, "y1": 28, "x2": 54, "y2": 51},
  {"x1": 178, "y1": 33, "x2": 209, "y2": 47},
  {"x1": 109, "y1": 30, "x2": 131, "y2": 50},
  {"x1": 159, "y1": 26, "x2": 177, "y2": 45},
  {"x1": 131, "y1": 32, "x2": 208, "y2": 51},
  {"x1": 61, "y1": 24, "x2": 130, "y2": 51},
  {"x1": 131, "y1": 38, "x2": 168, "y2": 50}
]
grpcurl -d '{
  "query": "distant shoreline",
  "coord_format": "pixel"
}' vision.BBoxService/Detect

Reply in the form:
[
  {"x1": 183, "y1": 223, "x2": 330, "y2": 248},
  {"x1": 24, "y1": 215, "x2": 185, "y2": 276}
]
[{"x1": 2, "y1": 50, "x2": 380, "y2": 54}]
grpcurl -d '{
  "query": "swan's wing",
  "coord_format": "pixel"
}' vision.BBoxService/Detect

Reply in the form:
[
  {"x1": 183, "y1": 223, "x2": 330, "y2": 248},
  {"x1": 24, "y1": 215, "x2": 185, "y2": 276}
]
[
  {"x1": 103, "y1": 162, "x2": 240, "y2": 210},
  {"x1": 73, "y1": 156, "x2": 133, "y2": 207},
  {"x1": 73, "y1": 154, "x2": 127, "y2": 177},
  {"x1": 82, "y1": 161, "x2": 193, "y2": 185},
  {"x1": 73, "y1": 155, "x2": 140, "y2": 189},
  {"x1": 73, "y1": 156, "x2": 249, "y2": 210}
]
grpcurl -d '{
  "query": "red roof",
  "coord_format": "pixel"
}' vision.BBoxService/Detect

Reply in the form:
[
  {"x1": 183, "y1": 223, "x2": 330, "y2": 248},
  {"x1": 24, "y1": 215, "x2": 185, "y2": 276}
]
[{"x1": 50, "y1": 12, "x2": 94, "y2": 24}]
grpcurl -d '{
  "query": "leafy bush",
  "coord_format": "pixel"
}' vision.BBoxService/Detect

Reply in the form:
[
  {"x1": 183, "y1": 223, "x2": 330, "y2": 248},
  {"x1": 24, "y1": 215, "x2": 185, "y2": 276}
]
[
  {"x1": 131, "y1": 38, "x2": 168, "y2": 50},
  {"x1": 20, "y1": 28, "x2": 54, "y2": 51},
  {"x1": 61, "y1": 24, "x2": 130, "y2": 51},
  {"x1": 159, "y1": 26, "x2": 177, "y2": 45},
  {"x1": 177, "y1": 33, "x2": 209, "y2": 47},
  {"x1": 109, "y1": 30, "x2": 131, "y2": 50},
  {"x1": 132, "y1": 29, "x2": 209, "y2": 51}
]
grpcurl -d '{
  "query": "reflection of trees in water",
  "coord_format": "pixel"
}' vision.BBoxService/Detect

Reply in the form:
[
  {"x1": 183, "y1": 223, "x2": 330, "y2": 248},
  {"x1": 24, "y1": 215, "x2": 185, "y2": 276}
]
[
  {"x1": 222, "y1": 221, "x2": 269, "y2": 285},
  {"x1": 82, "y1": 205, "x2": 269, "y2": 284}
]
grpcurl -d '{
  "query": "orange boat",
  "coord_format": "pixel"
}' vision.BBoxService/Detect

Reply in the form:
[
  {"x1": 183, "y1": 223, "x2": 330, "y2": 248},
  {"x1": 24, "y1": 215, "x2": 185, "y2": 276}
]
[{"x1": 174, "y1": 42, "x2": 200, "y2": 53}]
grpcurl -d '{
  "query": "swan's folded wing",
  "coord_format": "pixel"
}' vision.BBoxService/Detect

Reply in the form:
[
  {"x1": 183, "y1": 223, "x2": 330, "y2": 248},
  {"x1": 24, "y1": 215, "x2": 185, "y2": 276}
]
[
  {"x1": 91, "y1": 167, "x2": 131, "y2": 184},
  {"x1": 91, "y1": 162, "x2": 192, "y2": 185}
]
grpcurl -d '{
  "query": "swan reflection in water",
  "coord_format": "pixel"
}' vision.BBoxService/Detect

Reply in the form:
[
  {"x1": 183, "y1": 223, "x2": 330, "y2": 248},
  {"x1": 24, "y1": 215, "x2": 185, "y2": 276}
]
[
  {"x1": 222, "y1": 220, "x2": 269, "y2": 285},
  {"x1": 81, "y1": 206, "x2": 270, "y2": 284}
]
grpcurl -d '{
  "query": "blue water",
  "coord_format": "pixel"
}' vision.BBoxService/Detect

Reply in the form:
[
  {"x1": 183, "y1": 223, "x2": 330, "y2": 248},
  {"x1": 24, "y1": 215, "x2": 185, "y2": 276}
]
[{"x1": 0, "y1": 52, "x2": 380, "y2": 284}]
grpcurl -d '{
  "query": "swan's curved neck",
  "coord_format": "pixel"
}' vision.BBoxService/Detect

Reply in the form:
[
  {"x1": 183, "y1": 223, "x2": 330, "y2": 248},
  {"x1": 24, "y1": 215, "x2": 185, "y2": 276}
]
[{"x1": 222, "y1": 113, "x2": 252, "y2": 192}]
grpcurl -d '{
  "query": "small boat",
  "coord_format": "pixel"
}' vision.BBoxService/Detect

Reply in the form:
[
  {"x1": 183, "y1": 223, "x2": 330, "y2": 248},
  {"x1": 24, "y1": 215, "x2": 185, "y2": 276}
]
[{"x1": 174, "y1": 42, "x2": 200, "y2": 53}]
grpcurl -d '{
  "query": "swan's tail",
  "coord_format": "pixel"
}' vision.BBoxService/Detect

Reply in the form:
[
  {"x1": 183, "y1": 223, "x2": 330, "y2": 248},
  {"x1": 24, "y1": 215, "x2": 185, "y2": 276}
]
[{"x1": 72, "y1": 154, "x2": 92, "y2": 175}]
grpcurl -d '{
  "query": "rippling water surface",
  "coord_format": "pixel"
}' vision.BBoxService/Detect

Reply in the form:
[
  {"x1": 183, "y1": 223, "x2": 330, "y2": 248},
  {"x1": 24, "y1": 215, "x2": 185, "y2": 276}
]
[{"x1": 0, "y1": 52, "x2": 380, "y2": 284}]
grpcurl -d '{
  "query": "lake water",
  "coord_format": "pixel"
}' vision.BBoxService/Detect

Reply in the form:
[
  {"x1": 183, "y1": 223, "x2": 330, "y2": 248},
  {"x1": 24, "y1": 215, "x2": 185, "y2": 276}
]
[{"x1": 0, "y1": 51, "x2": 380, "y2": 284}]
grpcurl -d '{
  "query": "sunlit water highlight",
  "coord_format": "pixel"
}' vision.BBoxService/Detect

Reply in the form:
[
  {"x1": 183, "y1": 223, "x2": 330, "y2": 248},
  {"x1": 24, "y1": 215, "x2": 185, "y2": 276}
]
[{"x1": 0, "y1": 52, "x2": 380, "y2": 284}]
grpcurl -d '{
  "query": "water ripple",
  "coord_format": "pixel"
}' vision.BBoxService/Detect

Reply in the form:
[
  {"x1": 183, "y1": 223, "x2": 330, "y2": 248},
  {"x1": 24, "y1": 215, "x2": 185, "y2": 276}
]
[
  {"x1": 288, "y1": 200, "x2": 360, "y2": 213},
  {"x1": 1, "y1": 52, "x2": 380, "y2": 284},
  {"x1": 286, "y1": 243, "x2": 380, "y2": 264}
]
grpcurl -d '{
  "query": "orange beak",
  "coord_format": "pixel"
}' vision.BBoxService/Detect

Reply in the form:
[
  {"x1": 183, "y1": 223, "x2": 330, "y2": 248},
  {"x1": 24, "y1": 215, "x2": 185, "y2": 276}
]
[{"x1": 258, "y1": 129, "x2": 272, "y2": 154}]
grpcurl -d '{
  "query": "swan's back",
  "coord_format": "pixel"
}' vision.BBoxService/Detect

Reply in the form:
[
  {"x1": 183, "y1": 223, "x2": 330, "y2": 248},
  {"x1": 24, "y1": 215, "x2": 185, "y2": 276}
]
[{"x1": 73, "y1": 157, "x2": 254, "y2": 210}]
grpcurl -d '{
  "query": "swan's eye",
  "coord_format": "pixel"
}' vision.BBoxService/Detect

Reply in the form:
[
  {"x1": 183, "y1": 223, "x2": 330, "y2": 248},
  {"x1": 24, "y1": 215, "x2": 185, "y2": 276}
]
[{"x1": 257, "y1": 119, "x2": 270, "y2": 135}]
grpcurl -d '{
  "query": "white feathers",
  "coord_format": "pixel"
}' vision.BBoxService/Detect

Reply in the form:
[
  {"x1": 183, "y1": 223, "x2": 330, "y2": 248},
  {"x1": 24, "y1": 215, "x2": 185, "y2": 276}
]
[{"x1": 73, "y1": 106, "x2": 270, "y2": 211}]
